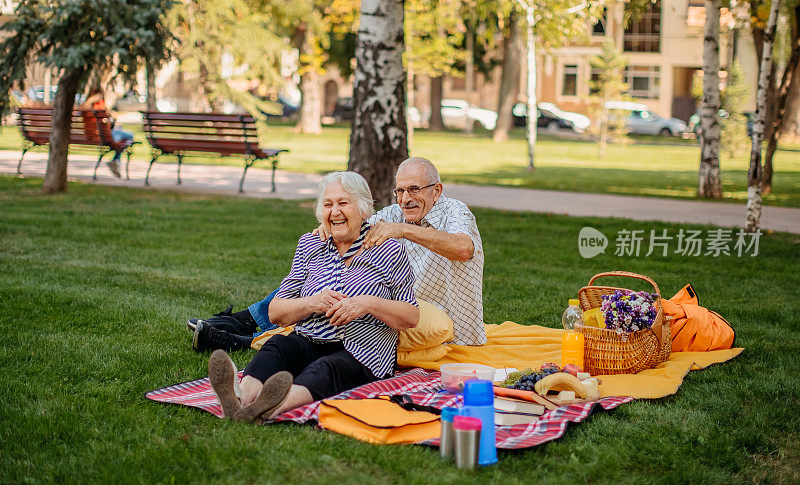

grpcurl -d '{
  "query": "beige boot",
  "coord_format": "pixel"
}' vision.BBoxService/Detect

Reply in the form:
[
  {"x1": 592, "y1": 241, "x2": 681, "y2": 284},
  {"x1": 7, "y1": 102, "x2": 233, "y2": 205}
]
[
  {"x1": 232, "y1": 371, "x2": 293, "y2": 423},
  {"x1": 208, "y1": 349, "x2": 242, "y2": 418}
]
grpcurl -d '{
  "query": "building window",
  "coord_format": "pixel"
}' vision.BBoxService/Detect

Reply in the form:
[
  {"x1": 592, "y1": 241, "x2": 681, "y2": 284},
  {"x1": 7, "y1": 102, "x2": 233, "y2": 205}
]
[
  {"x1": 592, "y1": 8, "x2": 607, "y2": 36},
  {"x1": 562, "y1": 64, "x2": 578, "y2": 96},
  {"x1": 624, "y1": 65, "x2": 661, "y2": 99},
  {"x1": 624, "y1": 1, "x2": 661, "y2": 52},
  {"x1": 589, "y1": 68, "x2": 601, "y2": 95}
]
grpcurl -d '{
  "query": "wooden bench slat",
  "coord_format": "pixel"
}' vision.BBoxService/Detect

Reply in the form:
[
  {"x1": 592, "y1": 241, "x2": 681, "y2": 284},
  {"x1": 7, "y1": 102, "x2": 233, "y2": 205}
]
[
  {"x1": 143, "y1": 128, "x2": 258, "y2": 137},
  {"x1": 142, "y1": 112, "x2": 256, "y2": 123}
]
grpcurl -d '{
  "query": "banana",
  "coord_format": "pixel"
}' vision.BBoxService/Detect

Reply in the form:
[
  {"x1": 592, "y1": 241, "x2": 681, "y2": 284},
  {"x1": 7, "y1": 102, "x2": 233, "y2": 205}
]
[{"x1": 534, "y1": 372, "x2": 588, "y2": 399}]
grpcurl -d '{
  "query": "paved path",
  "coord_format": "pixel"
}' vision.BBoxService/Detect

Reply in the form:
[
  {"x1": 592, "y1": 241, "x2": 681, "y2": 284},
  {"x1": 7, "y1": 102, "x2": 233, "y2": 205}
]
[{"x1": 3, "y1": 150, "x2": 799, "y2": 234}]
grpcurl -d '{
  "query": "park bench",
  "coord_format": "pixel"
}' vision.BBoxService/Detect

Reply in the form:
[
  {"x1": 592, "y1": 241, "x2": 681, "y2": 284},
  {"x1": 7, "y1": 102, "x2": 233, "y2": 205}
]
[
  {"x1": 16, "y1": 107, "x2": 138, "y2": 179},
  {"x1": 140, "y1": 112, "x2": 288, "y2": 192}
]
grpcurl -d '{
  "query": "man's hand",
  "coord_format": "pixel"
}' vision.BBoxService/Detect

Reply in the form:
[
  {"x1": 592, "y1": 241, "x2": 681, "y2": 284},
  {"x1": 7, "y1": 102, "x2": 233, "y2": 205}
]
[
  {"x1": 311, "y1": 223, "x2": 330, "y2": 241},
  {"x1": 325, "y1": 295, "x2": 373, "y2": 326},
  {"x1": 311, "y1": 289, "x2": 347, "y2": 314},
  {"x1": 363, "y1": 221, "x2": 405, "y2": 249}
]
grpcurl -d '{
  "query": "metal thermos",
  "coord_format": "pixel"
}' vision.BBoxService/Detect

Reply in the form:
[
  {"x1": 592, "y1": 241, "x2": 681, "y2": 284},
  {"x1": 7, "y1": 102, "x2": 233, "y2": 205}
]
[
  {"x1": 439, "y1": 407, "x2": 459, "y2": 460},
  {"x1": 453, "y1": 416, "x2": 482, "y2": 470}
]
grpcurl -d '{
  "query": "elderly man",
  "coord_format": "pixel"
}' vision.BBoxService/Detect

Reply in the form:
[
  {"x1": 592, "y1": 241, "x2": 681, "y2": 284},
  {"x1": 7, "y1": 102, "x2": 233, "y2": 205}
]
[{"x1": 190, "y1": 157, "x2": 485, "y2": 350}]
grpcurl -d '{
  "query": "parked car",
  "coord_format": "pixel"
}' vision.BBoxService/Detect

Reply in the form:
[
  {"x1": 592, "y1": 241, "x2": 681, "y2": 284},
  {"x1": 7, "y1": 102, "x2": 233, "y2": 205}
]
[
  {"x1": 332, "y1": 98, "x2": 422, "y2": 127},
  {"x1": 440, "y1": 98, "x2": 497, "y2": 130},
  {"x1": 606, "y1": 100, "x2": 687, "y2": 136},
  {"x1": 333, "y1": 96, "x2": 353, "y2": 121},
  {"x1": 260, "y1": 94, "x2": 299, "y2": 119},
  {"x1": 26, "y1": 85, "x2": 85, "y2": 105},
  {"x1": 512, "y1": 102, "x2": 591, "y2": 133}
]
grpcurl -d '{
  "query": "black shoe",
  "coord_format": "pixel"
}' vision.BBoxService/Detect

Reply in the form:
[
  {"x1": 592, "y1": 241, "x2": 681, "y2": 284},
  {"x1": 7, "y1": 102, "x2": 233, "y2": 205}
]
[
  {"x1": 187, "y1": 305, "x2": 258, "y2": 336},
  {"x1": 192, "y1": 320, "x2": 254, "y2": 352}
]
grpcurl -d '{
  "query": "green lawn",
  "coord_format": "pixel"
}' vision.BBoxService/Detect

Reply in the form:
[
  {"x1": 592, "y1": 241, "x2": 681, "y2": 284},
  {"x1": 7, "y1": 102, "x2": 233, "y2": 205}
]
[
  {"x1": 1, "y1": 176, "x2": 798, "y2": 483},
  {"x1": 3, "y1": 122, "x2": 799, "y2": 207}
]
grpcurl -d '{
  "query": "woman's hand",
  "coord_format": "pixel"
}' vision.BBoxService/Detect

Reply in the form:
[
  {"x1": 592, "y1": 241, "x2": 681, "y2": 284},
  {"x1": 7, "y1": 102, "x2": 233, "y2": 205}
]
[
  {"x1": 325, "y1": 295, "x2": 373, "y2": 326},
  {"x1": 269, "y1": 290, "x2": 346, "y2": 326},
  {"x1": 312, "y1": 289, "x2": 348, "y2": 314}
]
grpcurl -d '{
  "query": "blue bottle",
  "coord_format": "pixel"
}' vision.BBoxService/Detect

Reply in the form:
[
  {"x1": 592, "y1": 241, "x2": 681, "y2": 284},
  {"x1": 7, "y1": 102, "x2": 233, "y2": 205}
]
[{"x1": 459, "y1": 380, "x2": 497, "y2": 466}]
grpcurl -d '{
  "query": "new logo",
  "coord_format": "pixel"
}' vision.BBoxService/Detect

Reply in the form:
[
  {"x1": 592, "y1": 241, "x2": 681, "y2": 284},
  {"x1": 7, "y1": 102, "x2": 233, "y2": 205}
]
[{"x1": 578, "y1": 227, "x2": 608, "y2": 258}]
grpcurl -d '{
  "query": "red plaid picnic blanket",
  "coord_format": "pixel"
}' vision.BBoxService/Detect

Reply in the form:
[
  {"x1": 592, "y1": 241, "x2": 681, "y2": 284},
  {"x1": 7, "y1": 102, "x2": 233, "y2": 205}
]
[{"x1": 145, "y1": 368, "x2": 632, "y2": 449}]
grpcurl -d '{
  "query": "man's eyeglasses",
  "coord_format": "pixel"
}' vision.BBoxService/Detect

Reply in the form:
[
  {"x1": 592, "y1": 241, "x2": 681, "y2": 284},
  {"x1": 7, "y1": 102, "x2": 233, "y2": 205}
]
[{"x1": 393, "y1": 183, "x2": 437, "y2": 198}]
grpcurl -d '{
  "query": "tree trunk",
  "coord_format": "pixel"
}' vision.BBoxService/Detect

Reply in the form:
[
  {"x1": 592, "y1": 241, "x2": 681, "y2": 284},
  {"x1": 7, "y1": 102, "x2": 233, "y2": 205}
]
[
  {"x1": 751, "y1": 22, "x2": 778, "y2": 138},
  {"x1": 198, "y1": 63, "x2": 221, "y2": 112},
  {"x1": 146, "y1": 60, "x2": 157, "y2": 111},
  {"x1": 406, "y1": 39, "x2": 415, "y2": 148},
  {"x1": 348, "y1": 0, "x2": 408, "y2": 207},
  {"x1": 43, "y1": 68, "x2": 84, "y2": 194},
  {"x1": 778, "y1": 58, "x2": 800, "y2": 140},
  {"x1": 296, "y1": 26, "x2": 323, "y2": 134},
  {"x1": 464, "y1": 27, "x2": 475, "y2": 134},
  {"x1": 598, "y1": 104, "x2": 609, "y2": 158},
  {"x1": 698, "y1": 0, "x2": 722, "y2": 199},
  {"x1": 746, "y1": 0, "x2": 780, "y2": 232},
  {"x1": 493, "y1": 12, "x2": 522, "y2": 143},
  {"x1": 428, "y1": 76, "x2": 445, "y2": 131},
  {"x1": 523, "y1": 6, "x2": 536, "y2": 170},
  {"x1": 763, "y1": 3, "x2": 800, "y2": 194}
]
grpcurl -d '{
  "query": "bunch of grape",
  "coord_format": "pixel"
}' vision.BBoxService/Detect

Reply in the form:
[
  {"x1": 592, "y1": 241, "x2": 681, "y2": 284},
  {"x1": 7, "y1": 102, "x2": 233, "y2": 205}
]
[{"x1": 507, "y1": 365, "x2": 562, "y2": 391}]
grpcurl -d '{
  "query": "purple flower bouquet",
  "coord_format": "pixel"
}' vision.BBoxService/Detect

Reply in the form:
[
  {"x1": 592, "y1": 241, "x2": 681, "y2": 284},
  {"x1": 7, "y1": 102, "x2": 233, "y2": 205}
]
[{"x1": 600, "y1": 290, "x2": 659, "y2": 335}]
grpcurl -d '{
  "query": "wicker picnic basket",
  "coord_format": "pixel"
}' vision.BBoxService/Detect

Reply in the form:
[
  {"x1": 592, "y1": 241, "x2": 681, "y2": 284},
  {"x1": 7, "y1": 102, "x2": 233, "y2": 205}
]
[{"x1": 577, "y1": 271, "x2": 671, "y2": 375}]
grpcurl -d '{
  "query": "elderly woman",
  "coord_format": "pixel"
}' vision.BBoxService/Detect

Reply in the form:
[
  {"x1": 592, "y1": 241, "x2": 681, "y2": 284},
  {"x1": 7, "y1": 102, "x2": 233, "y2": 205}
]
[{"x1": 209, "y1": 171, "x2": 420, "y2": 422}]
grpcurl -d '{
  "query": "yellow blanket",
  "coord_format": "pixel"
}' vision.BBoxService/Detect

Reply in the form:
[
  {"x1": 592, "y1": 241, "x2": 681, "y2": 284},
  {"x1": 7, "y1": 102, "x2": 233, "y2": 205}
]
[{"x1": 400, "y1": 321, "x2": 743, "y2": 399}]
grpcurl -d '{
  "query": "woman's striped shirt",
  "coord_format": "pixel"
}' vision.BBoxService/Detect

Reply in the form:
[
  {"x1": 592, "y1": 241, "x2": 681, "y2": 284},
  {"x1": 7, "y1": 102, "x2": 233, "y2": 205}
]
[{"x1": 274, "y1": 223, "x2": 418, "y2": 377}]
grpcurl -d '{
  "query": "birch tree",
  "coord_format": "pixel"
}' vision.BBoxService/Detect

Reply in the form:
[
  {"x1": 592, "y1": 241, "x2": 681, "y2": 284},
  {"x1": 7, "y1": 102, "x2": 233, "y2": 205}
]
[
  {"x1": 348, "y1": 0, "x2": 408, "y2": 206},
  {"x1": 746, "y1": 0, "x2": 781, "y2": 231},
  {"x1": 698, "y1": 0, "x2": 723, "y2": 199}
]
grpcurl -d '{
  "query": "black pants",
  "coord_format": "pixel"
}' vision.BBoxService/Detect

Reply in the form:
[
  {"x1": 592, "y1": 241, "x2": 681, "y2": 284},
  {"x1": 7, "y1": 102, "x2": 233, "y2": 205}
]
[{"x1": 243, "y1": 332, "x2": 381, "y2": 401}]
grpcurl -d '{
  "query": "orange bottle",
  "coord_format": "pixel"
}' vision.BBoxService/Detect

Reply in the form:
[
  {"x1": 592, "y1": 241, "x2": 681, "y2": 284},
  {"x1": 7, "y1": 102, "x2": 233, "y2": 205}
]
[{"x1": 561, "y1": 299, "x2": 585, "y2": 369}]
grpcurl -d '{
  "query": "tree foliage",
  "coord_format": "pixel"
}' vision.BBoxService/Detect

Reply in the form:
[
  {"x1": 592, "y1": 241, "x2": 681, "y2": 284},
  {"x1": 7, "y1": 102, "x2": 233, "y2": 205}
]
[
  {"x1": 720, "y1": 61, "x2": 750, "y2": 160},
  {"x1": 168, "y1": 0, "x2": 286, "y2": 115},
  {"x1": 405, "y1": 0, "x2": 466, "y2": 78},
  {"x1": 0, "y1": 0, "x2": 173, "y2": 113},
  {"x1": 0, "y1": 0, "x2": 174, "y2": 193},
  {"x1": 511, "y1": 0, "x2": 605, "y2": 48},
  {"x1": 589, "y1": 41, "x2": 630, "y2": 157}
]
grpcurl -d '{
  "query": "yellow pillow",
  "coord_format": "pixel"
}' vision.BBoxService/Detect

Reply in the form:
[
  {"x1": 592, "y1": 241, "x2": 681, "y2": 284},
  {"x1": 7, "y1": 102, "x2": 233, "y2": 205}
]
[
  {"x1": 397, "y1": 300, "x2": 455, "y2": 351},
  {"x1": 398, "y1": 345, "x2": 451, "y2": 366}
]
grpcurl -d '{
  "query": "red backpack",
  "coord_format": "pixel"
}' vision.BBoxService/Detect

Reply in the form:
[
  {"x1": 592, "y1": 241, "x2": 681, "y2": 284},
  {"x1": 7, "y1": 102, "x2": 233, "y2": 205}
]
[{"x1": 661, "y1": 285, "x2": 735, "y2": 352}]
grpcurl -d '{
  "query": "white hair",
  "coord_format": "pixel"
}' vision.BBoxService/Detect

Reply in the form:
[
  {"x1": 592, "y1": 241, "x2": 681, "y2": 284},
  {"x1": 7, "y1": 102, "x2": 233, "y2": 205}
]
[
  {"x1": 397, "y1": 157, "x2": 441, "y2": 184},
  {"x1": 315, "y1": 171, "x2": 375, "y2": 223}
]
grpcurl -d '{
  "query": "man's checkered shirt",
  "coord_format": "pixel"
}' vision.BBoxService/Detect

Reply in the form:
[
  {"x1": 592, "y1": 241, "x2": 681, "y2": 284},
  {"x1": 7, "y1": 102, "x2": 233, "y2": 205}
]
[{"x1": 370, "y1": 195, "x2": 486, "y2": 345}]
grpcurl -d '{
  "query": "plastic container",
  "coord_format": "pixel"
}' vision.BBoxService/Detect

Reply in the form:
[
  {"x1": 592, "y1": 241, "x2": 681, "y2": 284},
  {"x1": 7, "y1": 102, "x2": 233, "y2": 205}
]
[
  {"x1": 562, "y1": 299, "x2": 585, "y2": 369},
  {"x1": 453, "y1": 416, "x2": 482, "y2": 470},
  {"x1": 459, "y1": 380, "x2": 498, "y2": 466},
  {"x1": 439, "y1": 407, "x2": 459, "y2": 460},
  {"x1": 440, "y1": 363, "x2": 495, "y2": 394}
]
